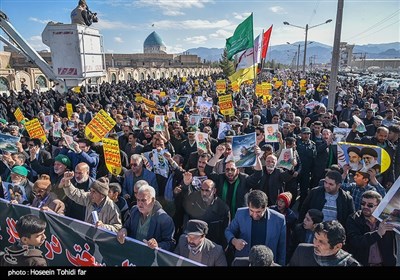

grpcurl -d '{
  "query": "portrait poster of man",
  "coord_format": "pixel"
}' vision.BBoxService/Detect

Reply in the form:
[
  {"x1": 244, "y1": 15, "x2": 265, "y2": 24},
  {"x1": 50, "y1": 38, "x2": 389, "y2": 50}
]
[
  {"x1": 167, "y1": 112, "x2": 176, "y2": 123},
  {"x1": 153, "y1": 115, "x2": 165, "y2": 132},
  {"x1": 232, "y1": 132, "x2": 256, "y2": 168},
  {"x1": 337, "y1": 142, "x2": 390, "y2": 174},
  {"x1": 217, "y1": 122, "x2": 231, "y2": 140},
  {"x1": 373, "y1": 177, "x2": 400, "y2": 234},
  {"x1": 152, "y1": 149, "x2": 169, "y2": 178},
  {"x1": 189, "y1": 114, "x2": 201, "y2": 127},
  {"x1": 276, "y1": 148, "x2": 293, "y2": 170},
  {"x1": 173, "y1": 96, "x2": 189, "y2": 112},
  {"x1": 332, "y1": 127, "x2": 351, "y2": 145},
  {"x1": 197, "y1": 100, "x2": 213, "y2": 119},
  {"x1": 195, "y1": 131, "x2": 208, "y2": 153},
  {"x1": 264, "y1": 124, "x2": 279, "y2": 143}
]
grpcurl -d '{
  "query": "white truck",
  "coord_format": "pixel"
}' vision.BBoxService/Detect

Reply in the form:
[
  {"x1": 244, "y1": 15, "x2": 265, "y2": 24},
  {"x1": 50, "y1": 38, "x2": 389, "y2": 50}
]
[{"x1": 0, "y1": 11, "x2": 106, "y2": 93}]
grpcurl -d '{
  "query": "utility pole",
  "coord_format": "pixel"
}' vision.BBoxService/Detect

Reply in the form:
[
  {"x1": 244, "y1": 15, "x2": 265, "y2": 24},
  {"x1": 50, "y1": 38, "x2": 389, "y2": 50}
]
[{"x1": 328, "y1": 0, "x2": 344, "y2": 112}]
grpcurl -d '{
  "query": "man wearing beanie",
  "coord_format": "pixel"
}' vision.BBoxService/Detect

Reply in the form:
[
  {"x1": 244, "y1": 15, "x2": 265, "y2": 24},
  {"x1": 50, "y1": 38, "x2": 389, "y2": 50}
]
[
  {"x1": 61, "y1": 171, "x2": 122, "y2": 232},
  {"x1": 5, "y1": 165, "x2": 35, "y2": 204},
  {"x1": 29, "y1": 147, "x2": 71, "y2": 198},
  {"x1": 270, "y1": 192, "x2": 298, "y2": 264},
  {"x1": 31, "y1": 175, "x2": 65, "y2": 215}
]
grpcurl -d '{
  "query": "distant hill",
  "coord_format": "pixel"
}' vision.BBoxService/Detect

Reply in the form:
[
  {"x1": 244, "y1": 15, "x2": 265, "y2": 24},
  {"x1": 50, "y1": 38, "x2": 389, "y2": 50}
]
[{"x1": 184, "y1": 42, "x2": 400, "y2": 65}]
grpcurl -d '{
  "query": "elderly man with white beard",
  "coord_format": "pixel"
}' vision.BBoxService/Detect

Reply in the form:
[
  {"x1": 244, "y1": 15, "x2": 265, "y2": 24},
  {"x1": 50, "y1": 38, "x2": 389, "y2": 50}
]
[
  {"x1": 258, "y1": 154, "x2": 294, "y2": 206},
  {"x1": 64, "y1": 162, "x2": 95, "y2": 220}
]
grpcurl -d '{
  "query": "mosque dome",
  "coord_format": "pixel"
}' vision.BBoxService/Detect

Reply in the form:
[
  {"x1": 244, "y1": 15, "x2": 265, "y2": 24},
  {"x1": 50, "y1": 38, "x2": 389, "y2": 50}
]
[{"x1": 144, "y1": 31, "x2": 166, "y2": 48}]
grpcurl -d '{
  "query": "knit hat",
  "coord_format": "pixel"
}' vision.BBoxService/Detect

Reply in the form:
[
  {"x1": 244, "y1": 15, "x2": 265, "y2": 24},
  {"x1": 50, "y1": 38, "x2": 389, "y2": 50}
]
[
  {"x1": 90, "y1": 180, "x2": 109, "y2": 196},
  {"x1": 277, "y1": 192, "x2": 292, "y2": 208},
  {"x1": 54, "y1": 154, "x2": 71, "y2": 168},
  {"x1": 11, "y1": 166, "x2": 28, "y2": 177}
]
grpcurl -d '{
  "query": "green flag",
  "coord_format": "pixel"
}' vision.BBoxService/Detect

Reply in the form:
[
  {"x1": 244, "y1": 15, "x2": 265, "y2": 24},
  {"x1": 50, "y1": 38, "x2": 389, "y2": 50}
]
[{"x1": 225, "y1": 13, "x2": 254, "y2": 60}]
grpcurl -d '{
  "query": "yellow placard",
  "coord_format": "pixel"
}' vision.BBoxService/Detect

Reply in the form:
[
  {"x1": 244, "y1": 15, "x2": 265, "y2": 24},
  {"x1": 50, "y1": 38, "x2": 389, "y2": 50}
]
[
  {"x1": 255, "y1": 84, "x2": 262, "y2": 97},
  {"x1": 25, "y1": 118, "x2": 47, "y2": 143},
  {"x1": 231, "y1": 81, "x2": 239, "y2": 92},
  {"x1": 299, "y1": 79, "x2": 307, "y2": 87},
  {"x1": 14, "y1": 108, "x2": 25, "y2": 123},
  {"x1": 287, "y1": 80, "x2": 293, "y2": 87},
  {"x1": 182, "y1": 77, "x2": 187, "y2": 82},
  {"x1": 160, "y1": 91, "x2": 166, "y2": 97},
  {"x1": 218, "y1": 94, "x2": 234, "y2": 116},
  {"x1": 85, "y1": 109, "x2": 116, "y2": 143},
  {"x1": 216, "y1": 80, "x2": 226, "y2": 95},
  {"x1": 102, "y1": 138, "x2": 122, "y2": 176},
  {"x1": 66, "y1": 103, "x2": 73, "y2": 120},
  {"x1": 274, "y1": 81, "x2": 283, "y2": 89}
]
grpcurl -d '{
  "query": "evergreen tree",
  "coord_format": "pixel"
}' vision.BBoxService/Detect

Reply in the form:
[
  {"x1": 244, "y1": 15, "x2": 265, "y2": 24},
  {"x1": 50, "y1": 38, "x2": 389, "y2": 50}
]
[{"x1": 219, "y1": 48, "x2": 235, "y2": 76}]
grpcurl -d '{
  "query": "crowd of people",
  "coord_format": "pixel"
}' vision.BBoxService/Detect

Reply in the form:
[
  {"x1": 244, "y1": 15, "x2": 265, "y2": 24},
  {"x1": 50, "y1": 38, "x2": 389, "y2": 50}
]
[{"x1": 0, "y1": 69, "x2": 399, "y2": 266}]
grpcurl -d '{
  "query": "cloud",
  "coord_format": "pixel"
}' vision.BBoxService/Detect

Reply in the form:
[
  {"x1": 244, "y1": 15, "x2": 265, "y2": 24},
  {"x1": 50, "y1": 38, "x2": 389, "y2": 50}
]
[
  {"x1": 232, "y1": 12, "x2": 252, "y2": 20},
  {"x1": 166, "y1": 44, "x2": 186, "y2": 54},
  {"x1": 29, "y1": 17, "x2": 52, "y2": 24},
  {"x1": 209, "y1": 29, "x2": 231, "y2": 39},
  {"x1": 269, "y1": 6, "x2": 286, "y2": 14},
  {"x1": 95, "y1": 19, "x2": 137, "y2": 30},
  {"x1": 184, "y1": 36, "x2": 207, "y2": 44},
  {"x1": 136, "y1": 0, "x2": 213, "y2": 16},
  {"x1": 154, "y1": 19, "x2": 230, "y2": 30},
  {"x1": 28, "y1": 35, "x2": 49, "y2": 51},
  {"x1": 114, "y1": 37, "x2": 124, "y2": 43}
]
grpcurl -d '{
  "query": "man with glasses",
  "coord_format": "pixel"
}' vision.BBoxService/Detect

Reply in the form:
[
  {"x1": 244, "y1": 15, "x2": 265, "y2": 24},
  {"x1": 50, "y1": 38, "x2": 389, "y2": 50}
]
[
  {"x1": 122, "y1": 154, "x2": 159, "y2": 205},
  {"x1": 346, "y1": 190, "x2": 396, "y2": 266},
  {"x1": 182, "y1": 179, "x2": 230, "y2": 246},
  {"x1": 117, "y1": 184, "x2": 175, "y2": 252},
  {"x1": 31, "y1": 174, "x2": 65, "y2": 215},
  {"x1": 206, "y1": 144, "x2": 263, "y2": 217}
]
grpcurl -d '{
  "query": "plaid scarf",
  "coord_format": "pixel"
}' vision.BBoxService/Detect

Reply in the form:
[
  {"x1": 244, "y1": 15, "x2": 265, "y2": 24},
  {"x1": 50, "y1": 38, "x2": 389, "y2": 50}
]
[{"x1": 314, "y1": 249, "x2": 353, "y2": 266}]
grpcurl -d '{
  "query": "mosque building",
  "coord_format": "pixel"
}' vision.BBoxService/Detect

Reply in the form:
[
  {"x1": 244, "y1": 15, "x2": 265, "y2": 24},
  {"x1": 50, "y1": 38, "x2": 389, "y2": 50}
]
[{"x1": 0, "y1": 30, "x2": 220, "y2": 92}]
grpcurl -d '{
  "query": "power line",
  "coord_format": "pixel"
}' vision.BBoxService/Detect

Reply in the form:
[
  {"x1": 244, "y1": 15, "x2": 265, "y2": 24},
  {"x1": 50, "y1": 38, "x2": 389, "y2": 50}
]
[
  {"x1": 354, "y1": 18, "x2": 400, "y2": 41},
  {"x1": 343, "y1": 9, "x2": 400, "y2": 41},
  {"x1": 307, "y1": 0, "x2": 321, "y2": 26}
]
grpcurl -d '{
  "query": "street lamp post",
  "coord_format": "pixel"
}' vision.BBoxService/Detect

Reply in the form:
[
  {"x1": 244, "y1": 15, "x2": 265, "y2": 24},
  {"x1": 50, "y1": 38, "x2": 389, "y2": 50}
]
[
  {"x1": 287, "y1": 41, "x2": 314, "y2": 72},
  {"x1": 284, "y1": 19, "x2": 332, "y2": 73}
]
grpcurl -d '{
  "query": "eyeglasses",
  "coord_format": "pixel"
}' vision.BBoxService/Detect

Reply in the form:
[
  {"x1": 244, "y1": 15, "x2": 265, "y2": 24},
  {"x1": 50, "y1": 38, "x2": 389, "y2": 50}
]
[{"x1": 361, "y1": 201, "x2": 377, "y2": 208}]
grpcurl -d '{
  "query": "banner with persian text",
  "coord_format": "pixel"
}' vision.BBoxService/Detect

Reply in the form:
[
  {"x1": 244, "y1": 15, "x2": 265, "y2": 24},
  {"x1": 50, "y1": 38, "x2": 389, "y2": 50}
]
[{"x1": 0, "y1": 200, "x2": 200, "y2": 267}]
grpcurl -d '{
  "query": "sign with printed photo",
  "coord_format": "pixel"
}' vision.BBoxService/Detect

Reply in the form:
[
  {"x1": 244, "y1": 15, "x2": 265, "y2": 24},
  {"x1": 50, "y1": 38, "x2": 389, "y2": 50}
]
[
  {"x1": 232, "y1": 132, "x2": 257, "y2": 168},
  {"x1": 332, "y1": 127, "x2": 351, "y2": 144},
  {"x1": 337, "y1": 142, "x2": 391, "y2": 174},
  {"x1": 373, "y1": 176, "x2": 400, "y2": 234},
  {"x1": 167, "y1": 112, "x2": 176, "y2": 123},
  {"x1": 353, "y1": 115, "x2": 366, "y2": 133},
  {"x1": 152, "y1": 149, "x2": 169, "y2": 178},
  {"x1": 153, "y1": 115, "x2": 165, "y2": 132},
  {"x1": 217, "y1": 122, "x2": 231, "y2": 140},
  {"x1": 173, "y1": 96, "x2": 189, "y2": 113},
  {"x1": 53, "y1": 122, "x2": 62, "y2": 138},
  {"x1": 188, "y1": 114, "x2": 201, "y2": 127},
  {"x1": 264, "y1": 124, "x2": 279, "y2": 143},
  {"x1": 198, "y1": 100, "x2": 213, "y2": 119},
  {"x1": 0, "y1": 133, "x2": 20, "y2": 153},
  {"x1": 195, "y1": 132, "x2": 208, "y2": 153},
  {"x1": 276, "y1": 148, "x2": 293, "y2": 170},
  {"x1": 44, "y1": 115, "x2": 53, "y2": 131}
]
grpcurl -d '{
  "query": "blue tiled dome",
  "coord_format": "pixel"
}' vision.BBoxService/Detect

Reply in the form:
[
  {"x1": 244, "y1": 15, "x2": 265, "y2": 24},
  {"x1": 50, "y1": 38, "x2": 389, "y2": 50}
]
[{"x1": 143, "y1": 31, "x2": 165, "y2": 47}]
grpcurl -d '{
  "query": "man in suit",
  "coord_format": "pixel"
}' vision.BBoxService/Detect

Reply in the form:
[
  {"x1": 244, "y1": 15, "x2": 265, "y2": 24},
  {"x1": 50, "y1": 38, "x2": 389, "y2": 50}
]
[
  {"x1": 225, "y1": 190, "x2": 286, "y2": 266},
  {"x1": 174, "y1": 219, "x2": 227, "y2": 266}
]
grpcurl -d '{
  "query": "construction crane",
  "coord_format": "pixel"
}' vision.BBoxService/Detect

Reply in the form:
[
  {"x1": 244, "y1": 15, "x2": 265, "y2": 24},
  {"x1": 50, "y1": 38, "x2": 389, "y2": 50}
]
[{"x1": 0, "y1": 10, "x2": 106, "y2": 93}]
